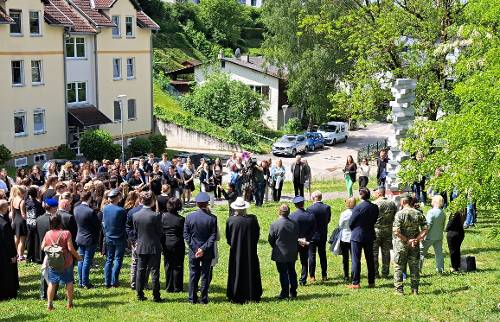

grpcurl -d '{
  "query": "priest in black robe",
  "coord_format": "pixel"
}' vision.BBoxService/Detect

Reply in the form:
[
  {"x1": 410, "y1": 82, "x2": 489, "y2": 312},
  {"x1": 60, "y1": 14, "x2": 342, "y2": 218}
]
[
  {"x1": 0, "y1": 199, "x2": 19, "y2": 300},
  {"x1": 225, "y1": 197, "x2": 262, "y2": 303}
]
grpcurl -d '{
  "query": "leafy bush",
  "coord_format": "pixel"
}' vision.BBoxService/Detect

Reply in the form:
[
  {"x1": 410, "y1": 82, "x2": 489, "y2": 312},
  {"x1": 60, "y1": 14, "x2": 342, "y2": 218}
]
[
  {"x1": 149, "y1": 134, "x2": 167, "y2": 156},
  {"x1": 53, "y1": 144, "x2": 76, "y2": 160},
  {"x1": 228, "y1": 124, "x2": 257, "y2": 146},
  {"x1": 80, "y1": 129, "x2": 114, "y2": 161},
  {"x1": 282, "y1": 117, "x2": 303, "y2": 134},
  {"x1": 0, "y1": 144, "x2": 12, "y2": 165},
  {"x1": 128, "y1": 137, "x2": 153, "y2": 157}
]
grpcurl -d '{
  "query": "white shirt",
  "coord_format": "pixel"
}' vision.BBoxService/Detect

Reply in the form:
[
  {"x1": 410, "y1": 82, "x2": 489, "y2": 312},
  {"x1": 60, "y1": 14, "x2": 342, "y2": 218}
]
[
  {"x1": 358, "y1": 164, "x2": 370, "y2": 177},
  {"x1": 338, "y1": 209, "x2": 353, "y2": 242}
]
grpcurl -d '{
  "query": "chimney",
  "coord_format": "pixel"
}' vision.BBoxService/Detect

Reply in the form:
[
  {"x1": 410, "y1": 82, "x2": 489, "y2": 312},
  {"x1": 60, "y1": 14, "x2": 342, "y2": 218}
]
[{"x1": 90, "y1": 0, "x2": 96, "y2": 9}]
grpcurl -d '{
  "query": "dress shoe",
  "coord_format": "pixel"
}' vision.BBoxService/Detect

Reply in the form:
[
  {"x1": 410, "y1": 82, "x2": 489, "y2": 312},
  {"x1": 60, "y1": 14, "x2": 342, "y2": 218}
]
[
  {"x1": 84, "y1": 283, "x2": 95, "y2": 289},
  {"x1": 290, "y1": 293, "x2": 297, "y2": 299},
  {"x1": 299, "y1": 281, "x2": 306, "y2": 286},
  {"x1": 275, "y1": 295, "x2": 288, "y2": 300},
  {"x1": 309, "y1": 277, "x2": 316, "y2": 283},
  {"x1": 321, "y1": 276, "x2": 328, "y2": 282},
  {"x1": 368, "y1": 284, "x2": 376, "y2": 288},
  {"x1": 137, "y1": 295, "x2": 147, "y2": 301},
  {"x1": 347, "y1": 284, "x2": 360, "y2": 289}
]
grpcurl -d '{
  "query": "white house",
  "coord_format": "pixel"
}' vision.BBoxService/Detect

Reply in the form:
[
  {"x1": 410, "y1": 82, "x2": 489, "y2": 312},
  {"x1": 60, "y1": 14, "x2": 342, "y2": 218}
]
[
  {"x1": 193, "y1": 55, "x2": 291, "y2": 130},
  {"x1": 162, "y1": 0, "x2": 264, "y2": 8}
]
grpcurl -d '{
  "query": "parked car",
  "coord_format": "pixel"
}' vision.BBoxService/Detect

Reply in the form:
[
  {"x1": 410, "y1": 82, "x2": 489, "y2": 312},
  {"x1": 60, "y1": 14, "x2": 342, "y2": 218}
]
[
  {"x1": 272, "y1": 135, "x2": 308, "y2": 157},
  {"x1": 173, "y1": 152, "x2": 213, "y2": 168},
  {"x1": 304, "y1": 132, "x2": 325, "y2": 151},
  {"x1": 317, "y1": 121, "x2": 349, "y2": 145}
]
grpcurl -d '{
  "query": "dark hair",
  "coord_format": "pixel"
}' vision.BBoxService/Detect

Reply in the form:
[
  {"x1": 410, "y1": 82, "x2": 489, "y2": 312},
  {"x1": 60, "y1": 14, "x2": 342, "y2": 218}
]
[
  {"x1": 109, "y1": 177, "x2": 118, "y2": 189},
  {"x1": 166, "y1": 197, "x2": 182, "y2": 213},
  {"x1": 140, "y1": 191, "x2": 155, "y2": 207},
  {"x1": 359, "y1": 187, "x2": 371, "y2": 200},
  {"x1": 49, "y1": 213, "x2": 62, "y2": 230},
  {"x1": 27, "y1": 186, "x2": 38, "y2": 200},
  {"x1": 279, "y1": 204, "x2": 290, "y2": 217},
  {"x1": 22, "y1": 177, "x2": 32, "y2": 187},
  {"x1": 80, "y1": 190, "x2": 92, "y2": 202}
]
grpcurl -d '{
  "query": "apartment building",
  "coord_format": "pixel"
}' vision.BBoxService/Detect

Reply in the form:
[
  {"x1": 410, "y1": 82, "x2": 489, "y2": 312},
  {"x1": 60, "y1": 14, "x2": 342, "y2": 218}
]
[{"x1": 0, "y1": 0, "x2": 159, "y2": 166}]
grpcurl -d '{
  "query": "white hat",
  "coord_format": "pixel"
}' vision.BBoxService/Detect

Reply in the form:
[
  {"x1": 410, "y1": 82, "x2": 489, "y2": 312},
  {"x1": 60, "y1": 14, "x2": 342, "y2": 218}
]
[{"x1": 230, "y1": 197, "x2": 250, "y2": 210}]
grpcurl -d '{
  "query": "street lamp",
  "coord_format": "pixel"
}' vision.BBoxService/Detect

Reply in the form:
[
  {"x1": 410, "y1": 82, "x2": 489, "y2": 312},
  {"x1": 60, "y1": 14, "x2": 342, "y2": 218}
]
[
  {"x1": 117, "y1": 94, "x2": 127, "y2": 164},
  {"x1": 282, "y1": 104, "x2": 289, "y2": 128}
]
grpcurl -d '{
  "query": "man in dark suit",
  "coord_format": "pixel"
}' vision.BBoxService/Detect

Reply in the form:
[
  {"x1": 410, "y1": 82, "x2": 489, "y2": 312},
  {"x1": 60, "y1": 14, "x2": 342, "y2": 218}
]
[
  {"x1": 74, "y1": 191, "x2": 100, "y2": 289},
  {"x1": 57, "y1": 198, "x2": 77, "y2": 249},
  {"x1": 307, "y1": 191, "x2": 331, "y2": 282},
  {"x1": 290, "y1": 156, "x2": 310, "y2": 197},
  {"x1": 133, "y1": 191, "x2": 163, "y2": 302},
  {"x1": 289, "y1": 196, "x2": 315, "y2": 286},
  {"x1": 36, "y1": 198, "x2": 57, "y2": 299},
  {"x1": 269, "y1": 204, "x2": 299, "y2": 299},
  {"x1": 183, "y1": 192, "x2": 217, "y2": 304},
  {"x1": 348, "y1": 187, "x2": 379, "y2": 289}
]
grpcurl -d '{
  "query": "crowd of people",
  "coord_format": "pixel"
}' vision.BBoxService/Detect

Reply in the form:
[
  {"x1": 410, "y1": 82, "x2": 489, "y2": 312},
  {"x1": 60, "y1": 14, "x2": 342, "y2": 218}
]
[{"x1": 0, "y1": 150, "x2": 470, "y2": 310}]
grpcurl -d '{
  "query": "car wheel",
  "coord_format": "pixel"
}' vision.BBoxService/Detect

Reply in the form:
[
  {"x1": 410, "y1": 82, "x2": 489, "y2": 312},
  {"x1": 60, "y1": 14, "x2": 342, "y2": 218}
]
[
  {"x1": 310, "y1": 144, "x2": 315, "y2": 151},
  {"x1": 292, "y1": 149, "x2": 297, "y2": 157},
  {"x1": 344, "y1": 136, "x2": 348, "y2": 142},
  {"x1": 333, "y1": 139, "x2": 337, "y2": 145}
]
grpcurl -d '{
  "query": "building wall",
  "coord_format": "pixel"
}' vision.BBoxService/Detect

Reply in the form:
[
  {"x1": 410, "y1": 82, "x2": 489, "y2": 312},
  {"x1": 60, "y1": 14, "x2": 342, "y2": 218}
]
[
  {"x1": 194, "y1": 61, "x2": 281, "y2": 130},
  {"x1": 0, "y1": 0, "x2": 66, "y2": 164},
  {"x1": 97, "y1": 0, "x2": 153, "y2": 140}
]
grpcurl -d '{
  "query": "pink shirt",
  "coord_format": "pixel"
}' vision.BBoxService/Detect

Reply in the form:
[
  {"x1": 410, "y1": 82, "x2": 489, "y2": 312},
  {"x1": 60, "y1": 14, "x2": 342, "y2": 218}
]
[{"x1": 43, "y1": 229, "x2": 73, "y2": 268}]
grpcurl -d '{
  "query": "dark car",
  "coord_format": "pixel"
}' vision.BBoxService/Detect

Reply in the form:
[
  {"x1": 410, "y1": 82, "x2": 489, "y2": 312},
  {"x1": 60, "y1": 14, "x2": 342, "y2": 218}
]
[
  {"x1": 304, "y1": 132, "x2": 325, "y2": 151},
  {"x1": 173, "y1": 153, "x2": 213, "y2": 168}
]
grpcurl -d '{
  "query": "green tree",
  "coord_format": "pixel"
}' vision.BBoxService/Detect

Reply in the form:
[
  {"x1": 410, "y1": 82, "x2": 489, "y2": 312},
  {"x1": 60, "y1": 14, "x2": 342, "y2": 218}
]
[
  {"x1": 128, "y1": 137, "x2": 153, "y2": 157},
  {"x1": 181, "y1": 72, "x2": 266, "y2": 127},
  {"x1": 0, "y1": 144, "x2": 11, "y2": 165},
  {"x1": 399, "y1": 0, "x2": 500, "y2": 215},
  {"x1": 53, "y1": 144, "x2": 76, "y2": 160},
  {"x1": 148, "y1": 133, "x2": 167, "y2": 157},
  {"x1": 80, "y1": 129, "x2": 115, "y2": 161}
]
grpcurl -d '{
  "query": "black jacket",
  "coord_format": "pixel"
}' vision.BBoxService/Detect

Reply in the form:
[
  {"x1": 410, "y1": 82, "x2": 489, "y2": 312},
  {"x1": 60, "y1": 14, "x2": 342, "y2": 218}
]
[
  {"x1": 307, "y1": 202, "x2": 331, "y2": 241},
  {"x1": 161, "y1": 211, "x2": 185, "y2": 251},
  {"x1": 268, "y1": 217, "x2": 299, "y2": 263},
  {"x1": 133, "y1": 207, "x2": 163, "y2": 255},
  {"x1": 289, "y1": 208, "x2": 315, "y2": 241},
  {"x1": 349, "y1": 200, "x2": 379, "y2": 243},
  {"x1": 74, "y1": 203, "x2": 100, "y2": 246},
  {"x1": 58, "y1": 209, "x2": 77, "y2": 247}
]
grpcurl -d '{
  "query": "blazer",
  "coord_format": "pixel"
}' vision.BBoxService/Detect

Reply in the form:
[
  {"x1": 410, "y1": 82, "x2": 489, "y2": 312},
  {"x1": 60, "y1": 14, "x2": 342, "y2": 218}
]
[
  {"x1": 290, "y1": 162, "x2": 310, "y2": 185},
  {"x1": 125, "y1": 205, "x2": 142, "y2": 243},
  {"x1": 58, "y1": 209, "x2": 77, "y2": 247},
  {"x1": 102, "y1": 204, "x2": 127, "y2": 243},
  {"x1": 74, "y1": 203, "x2": 100, "y2": 246},
  {"x1": 307, "y1": 202, "x2": 331, "y2": 241},
  {"x1": 161, "y1": 211, "x2": 185, "y2": 251},
  {"x1": 133, "y1": 207, "x2": 163, "y2": 255},
  {"x1": 183, "y1": 209, "x2": 217, "y2": 260},
  {"x1": 289, "y1": 208, "x2": 315, "y2": 241},
  {"x1": 268, "y1": 216, "x2": 299, "y2": 263},
  {"x1": 349, "y1": 200, "x2": 379, "y2": 243}
]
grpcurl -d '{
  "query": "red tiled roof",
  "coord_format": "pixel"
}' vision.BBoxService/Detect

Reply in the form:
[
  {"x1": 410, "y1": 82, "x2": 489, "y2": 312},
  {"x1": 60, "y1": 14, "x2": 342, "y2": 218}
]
[
  {"x1": 93, "y1": 0, "x2": 117, "y2": 9},
  {"x1": 45, "y1": 0, "x2": 97, "y2": 33},
  {"x1": 0, "y1": 6, "x2": 14, "y2": 24},
  {"x1": 71, "y1": 0, "x2": 115, "y2": 27},
  {"x1": 136, "y1": 10, "x2": 159, "y2": 30}
]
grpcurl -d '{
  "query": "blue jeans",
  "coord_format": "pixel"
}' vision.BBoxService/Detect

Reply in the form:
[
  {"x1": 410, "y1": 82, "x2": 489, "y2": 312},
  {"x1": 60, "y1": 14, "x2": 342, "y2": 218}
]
[
  {"x1": 78, "y1": 244, "x2": 97, "y2": 286},
  {"x1": 275, "y1": 261, "x2": 297, "y2": 298},
  {"x1": 465, "y1": 202, "x2": 476, "y2": 226},
  {"x1": 104, "y1": 240, "x2": 126, "y2": 287},
  {"x1": 254, "y1": 182, "x2": 265, "y2": 206}
]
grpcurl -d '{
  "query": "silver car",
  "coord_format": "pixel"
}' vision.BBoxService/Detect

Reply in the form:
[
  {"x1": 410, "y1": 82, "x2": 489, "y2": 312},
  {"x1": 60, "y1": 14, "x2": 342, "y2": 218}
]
[{"x1": 272, "y1": 135, "x2": 308, "y2": 157}]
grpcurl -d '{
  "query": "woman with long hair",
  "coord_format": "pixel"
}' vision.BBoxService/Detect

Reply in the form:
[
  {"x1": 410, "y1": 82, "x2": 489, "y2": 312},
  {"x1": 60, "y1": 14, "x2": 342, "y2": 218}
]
[
  {"x1": 30, "y1": 165, "x2": 45, "y2": 187},
  {"x1": 270, "y1": 159, "x2": 286, "y2": 202},
  {"x1": 25, "y1": 185, "x2": 44, "y2": 262},
  {"x1": 213, "y1": 158, "x2": 224, "y2": 200},
  {"x1": 10, "y1": 185, "x2": 28, "y2": 260},
  {"x1": 42, "y1": 176, "x2": 58, "y2": 200},
  {"x1": 15, "y1": 168, "x2": 28, "y2": 185},
  {"x1": 343, "y1": 155, "x2": 357, "y2": 198},
  {"x1": 45, "y1": 162, "x2": 58, "y2": 179}
]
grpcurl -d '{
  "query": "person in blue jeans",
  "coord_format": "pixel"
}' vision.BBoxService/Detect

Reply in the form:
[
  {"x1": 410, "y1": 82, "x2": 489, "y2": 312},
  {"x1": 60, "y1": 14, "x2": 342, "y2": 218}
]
[{"x1": 102, "y1": 189, "x2": 127, "y2": 288}]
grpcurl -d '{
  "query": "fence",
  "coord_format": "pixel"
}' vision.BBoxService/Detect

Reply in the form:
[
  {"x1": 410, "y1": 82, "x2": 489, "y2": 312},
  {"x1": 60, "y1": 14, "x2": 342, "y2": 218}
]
[{"x1": 357, "y1": 139, "x2": 388, "y2": 163}]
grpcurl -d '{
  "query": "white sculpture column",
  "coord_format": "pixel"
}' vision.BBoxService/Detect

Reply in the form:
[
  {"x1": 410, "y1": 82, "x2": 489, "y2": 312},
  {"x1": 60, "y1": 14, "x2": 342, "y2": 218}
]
[{"x1": 386, "y1": 78, "x2": 416, "y2": 195}]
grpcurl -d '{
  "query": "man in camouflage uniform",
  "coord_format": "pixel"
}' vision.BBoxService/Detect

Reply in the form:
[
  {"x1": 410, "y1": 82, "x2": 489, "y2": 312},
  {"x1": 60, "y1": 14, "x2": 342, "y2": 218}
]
[
  {"x1": 373, "y1": 187, "x2": 398, "y2": 278},
  {"x1": 393, "y1": 194, "x2": 428, "y2": 295}
]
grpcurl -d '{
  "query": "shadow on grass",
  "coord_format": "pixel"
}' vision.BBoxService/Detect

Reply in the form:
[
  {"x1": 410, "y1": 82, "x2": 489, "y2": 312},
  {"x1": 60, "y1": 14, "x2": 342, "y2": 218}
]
[
  {"x1": 463, "y1": 246, "x2": 500, "y2": 254},
  {"x1": 77, "y1": 300, "x2": 127, "y2": 308},
  {"x1": 0, "y1": 313, "x2": 48, "y2": 322},
  {"x1": 429, "y1": 285, "x2": 470, "y2": 295}
]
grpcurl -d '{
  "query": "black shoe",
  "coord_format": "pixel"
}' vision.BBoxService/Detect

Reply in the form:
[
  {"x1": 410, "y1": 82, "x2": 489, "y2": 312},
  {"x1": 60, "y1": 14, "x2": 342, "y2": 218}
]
[
  {"x1": 153, "y1": 297, "x2": 163, "y2": 303},
  {"x1": 84, "y1": 283, "x2": 95, "y2": 289},
  {"x1": 343, "y1": 276, "x2": 350, "y2": 282},
  {"x1": 137, "y1": 295, "x2": 147, "y2": 301},
  {"x1": 105, "y1": 285, "x2": 112, "y2": 289},
  {"x1": 290, "y1": 293, "x2": 297, "y2": 299}
]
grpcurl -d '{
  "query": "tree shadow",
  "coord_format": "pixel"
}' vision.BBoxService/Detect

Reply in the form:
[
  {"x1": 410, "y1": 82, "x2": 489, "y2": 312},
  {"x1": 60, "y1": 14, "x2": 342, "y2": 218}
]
[
  {"x1": 0, "y1": 313, "x2": 48, "y2": 322},
  {"x1": 463, "y1": 246, "x2": 500, "y2": 254}
]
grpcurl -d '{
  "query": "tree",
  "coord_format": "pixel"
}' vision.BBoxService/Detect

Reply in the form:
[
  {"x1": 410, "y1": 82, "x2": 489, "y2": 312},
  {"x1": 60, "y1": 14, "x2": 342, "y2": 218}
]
[
  {"x1": 53, "y1": 144, "x2": 76, "y2": 160},
  {"x1": 0, "y1": 144, "x2": 11, "y2": 165},
  {"x1": 198, "y1": 0, "x2": 249, "y2": 47},
  {"x1": 181, "y1": 72, "x2": 266, "y2": 127},
  {"x1": 128, "y1": 137, "x2": 153, "y2": 157},
  {"x1": 148, "y1": 134, "x2": 167, "y2": 157},
  {"x1": 80, "y1": 129, "x2": 115, "y2": 161},
  {"x1": 399, "y1": 0, "x2": 500, "y2": 215}
]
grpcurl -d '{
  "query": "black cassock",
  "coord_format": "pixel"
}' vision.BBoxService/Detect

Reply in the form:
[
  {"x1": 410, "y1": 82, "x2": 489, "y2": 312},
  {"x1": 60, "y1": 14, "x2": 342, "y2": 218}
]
[
  {"x1": 226, "y1": 214, "x2": 262, "y2": 303},
  {"x1": 0, "y1": 216, "x2": 19, "y2": 300},
  {"x1": 34, "y1": 213, "x2": 51, "y2": 264}
]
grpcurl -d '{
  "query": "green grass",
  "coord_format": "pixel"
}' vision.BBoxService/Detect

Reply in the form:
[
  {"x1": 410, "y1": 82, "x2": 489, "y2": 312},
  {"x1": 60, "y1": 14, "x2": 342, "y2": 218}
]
[
  {"x1": 282, "y1": 176, "x2": 379, "y2": 196},
  {"x1": 1, "y1": 199, "x2": 499, "y2": 321}
]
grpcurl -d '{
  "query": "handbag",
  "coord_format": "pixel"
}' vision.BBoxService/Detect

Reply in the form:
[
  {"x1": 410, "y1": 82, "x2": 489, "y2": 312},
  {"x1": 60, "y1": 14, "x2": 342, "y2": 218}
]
[{"x1": 328, "y1": 227, "x2": 342, "y2": 254}]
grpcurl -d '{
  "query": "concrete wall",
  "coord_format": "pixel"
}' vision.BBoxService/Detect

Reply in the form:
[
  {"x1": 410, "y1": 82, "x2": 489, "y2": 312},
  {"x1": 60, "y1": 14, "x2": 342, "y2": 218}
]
[{"x1": 156, "y1": 120, "x2": 242, "y2": 152}]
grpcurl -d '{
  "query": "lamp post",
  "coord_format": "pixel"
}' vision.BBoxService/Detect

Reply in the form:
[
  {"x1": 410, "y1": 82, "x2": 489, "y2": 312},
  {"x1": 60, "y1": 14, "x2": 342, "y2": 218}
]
[
  {"x1": 117, "y1": 94, "x2": 127, "y2": 164},
  {"x1": 282, "y1": 104, "x2": 289, "y2": 128}
]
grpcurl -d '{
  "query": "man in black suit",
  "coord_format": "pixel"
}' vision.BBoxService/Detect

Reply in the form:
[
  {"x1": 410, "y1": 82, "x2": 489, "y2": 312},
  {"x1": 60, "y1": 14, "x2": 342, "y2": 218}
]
[
  {"x1": 74, "y1": 191, "x2": 100, "y2": 289},
  {"x1": 348, "y1": 187, "x2": 379, "y2": 289},
  {"x1": 133, "y1": 191, "x2": 163, "y2": 302},
  {"x1": 289, "y1": 196, "x2": 315, "y2": 286},
  {"x1": 307, "y1": 191, "x2": 331, "y2": 282},
  {"x1": 269, "y1": 204, "x2": 299, "y2": 299},
  {"x1": 183, "y1": 192, "x2": 217, "y2": 304},
  {"x1": 290, "y1": 156, "x2": 309, "y2": 197}
]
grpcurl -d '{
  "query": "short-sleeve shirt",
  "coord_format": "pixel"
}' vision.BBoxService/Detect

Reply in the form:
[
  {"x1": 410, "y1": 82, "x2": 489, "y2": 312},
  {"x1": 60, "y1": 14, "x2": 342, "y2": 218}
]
[
  {"x1": 393, "y1": 207, "x2": 428, "y2": 239},
  {"x1": 43, "y1": 229, "x2": 73, "y2": 268},
  {"x1": 374, "y1": 198, "x2": 398, "y2": 231}
]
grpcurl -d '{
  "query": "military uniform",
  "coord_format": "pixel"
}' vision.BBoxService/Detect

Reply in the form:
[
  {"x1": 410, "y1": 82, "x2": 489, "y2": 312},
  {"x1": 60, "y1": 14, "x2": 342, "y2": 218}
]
[
  {"x1": 373, "y1": 197, "x2": 397, "y2": 277},
  {"x1": 393, "y1": 207, "x2": 428, "y2": 293}
]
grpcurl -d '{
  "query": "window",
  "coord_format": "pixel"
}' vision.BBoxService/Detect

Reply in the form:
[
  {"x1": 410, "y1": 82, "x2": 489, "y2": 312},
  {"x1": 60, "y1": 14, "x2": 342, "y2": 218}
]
[
  {"x1": 29, "y1": 11, "x2": 41, "y2": 35},
  {"x1": 251, "y1": 0, "x2": 257, "y2": 6},
  {"x1": 67, "y1": 82, "x2": 87, "y2": 104},
  {"x1": 31, "y1": 60, "x2": 43, "y2": 84},
  {"x1": 14, "y1": 112, "x2": 27, "y2": 136},
  {"x1": 33, "y1": 109, "x2": 45, "y2": 134},
  {"x1": 113, "y1": 58, "x2": 122, "y2": 79},
  {"x1": 65, "y1": 37, "x2": 85, "y2": 58},
  {"x1": 14, "y1": 158, "x2": 28, "y2": 168},
  {"x1": 114, "y1": 101, "x2": 122, "y2": 122},
  {"x1": 125, "y1": 16, "x2": 134, "y2": 37},
  {"x1": 126, "y1": 58, "x2": 135, "y2": 79},
  {"x1": 9, "y1": 10, "x2": 22, "y2": 35},
  {"x1": 128, "y1": 99, "x2": 136, "y2": 120},
  {"x1": 112, "y1": 15, "x2": 120, "y2": 37},
  {"x1": 34, "y1": 154, "x2": 46, "y2": 163},
  {"x1": 11, "y1": 60, "x2": 24, "y2": 86}
]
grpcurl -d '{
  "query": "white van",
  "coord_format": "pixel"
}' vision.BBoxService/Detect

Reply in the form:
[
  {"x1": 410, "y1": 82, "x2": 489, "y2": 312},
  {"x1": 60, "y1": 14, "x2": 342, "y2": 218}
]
[{"x1": 317, "y1": 121, "x2": 349, "y2": 145}]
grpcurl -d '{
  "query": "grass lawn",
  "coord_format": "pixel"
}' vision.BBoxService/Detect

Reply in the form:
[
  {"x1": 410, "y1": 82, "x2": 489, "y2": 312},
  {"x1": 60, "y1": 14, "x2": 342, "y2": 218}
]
[{"x1": 1, "y1": 199, "x2": 498, "y2": 321}]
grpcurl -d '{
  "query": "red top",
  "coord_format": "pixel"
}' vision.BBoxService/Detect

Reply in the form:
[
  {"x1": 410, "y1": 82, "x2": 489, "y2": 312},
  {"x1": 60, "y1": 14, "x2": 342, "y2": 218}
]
[{"x1": 43, "y1": 229, "x2": 73, "y2": 269}]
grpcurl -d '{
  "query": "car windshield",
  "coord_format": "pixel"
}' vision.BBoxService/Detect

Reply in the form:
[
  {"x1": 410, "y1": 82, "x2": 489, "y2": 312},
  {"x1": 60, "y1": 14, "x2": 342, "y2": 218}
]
[
  {"x1": 279, "y1": 136, "x2": 297, "y2": 142},
  {"x1": 306, "y1": 134, "x2": 314, "y2": 138},
  {"x1": 319, "y1": 125, "x2": 337, "y2": 132}
]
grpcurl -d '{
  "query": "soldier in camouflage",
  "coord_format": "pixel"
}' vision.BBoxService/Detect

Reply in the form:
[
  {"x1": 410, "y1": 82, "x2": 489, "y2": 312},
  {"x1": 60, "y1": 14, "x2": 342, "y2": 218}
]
[
  {"x1": 393, "y1": 194, "x2": 428, "y2": 295},
  {"x1": 373, "y1": 187, "x2": 398, "y2": 278}
]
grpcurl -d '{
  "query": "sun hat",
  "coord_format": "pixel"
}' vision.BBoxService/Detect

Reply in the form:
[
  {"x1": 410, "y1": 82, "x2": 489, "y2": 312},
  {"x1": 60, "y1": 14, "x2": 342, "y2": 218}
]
[{"x1": 230, "y1": 197, "x2": 250, "y2": 210}]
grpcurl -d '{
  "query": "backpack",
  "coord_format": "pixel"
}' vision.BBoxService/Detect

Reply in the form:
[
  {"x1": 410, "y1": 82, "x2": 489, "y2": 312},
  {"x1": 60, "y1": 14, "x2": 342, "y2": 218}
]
[{"x1": 44, "y1": 232, "x2": 65, "y2": 272}]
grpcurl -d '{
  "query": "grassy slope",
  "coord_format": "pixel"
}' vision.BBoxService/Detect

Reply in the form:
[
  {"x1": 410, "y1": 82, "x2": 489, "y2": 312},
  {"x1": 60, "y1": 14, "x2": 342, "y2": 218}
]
[{"x1": 1, "y1": 197, "x2": 498, "y2": 321}]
